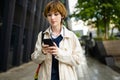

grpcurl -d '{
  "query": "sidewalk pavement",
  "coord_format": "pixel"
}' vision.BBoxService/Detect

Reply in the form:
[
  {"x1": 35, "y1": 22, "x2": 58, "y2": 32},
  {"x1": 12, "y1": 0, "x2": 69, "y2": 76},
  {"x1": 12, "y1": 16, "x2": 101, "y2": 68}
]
[
  {"x1": 0, "y1": 61, "x2": 89, "y2": 80},
  {"x1": 0, "y1": 59, "x2": 89, "y2": 80},
  {"x1": 1, "y1": 57, "x2": 120, "y2": 80},
  {"x1": 0, "y1": 61, "x2": 38, "y2": 80}
]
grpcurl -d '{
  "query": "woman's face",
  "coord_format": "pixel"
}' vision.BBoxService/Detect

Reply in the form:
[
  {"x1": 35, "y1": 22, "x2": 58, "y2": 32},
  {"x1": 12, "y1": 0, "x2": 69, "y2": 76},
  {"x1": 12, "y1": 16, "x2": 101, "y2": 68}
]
[{"x1": 47, "y1": 12, "x2": 62, "y2": 27}]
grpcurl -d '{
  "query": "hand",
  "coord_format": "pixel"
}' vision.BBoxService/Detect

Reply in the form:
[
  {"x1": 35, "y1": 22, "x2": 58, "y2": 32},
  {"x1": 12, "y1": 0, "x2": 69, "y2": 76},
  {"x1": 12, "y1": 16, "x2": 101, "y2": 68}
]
[
  {"x1": 48, "y1": 42, "x2": 58, "y2": 55},
  {"x1": 42, "y1": 44, "x2": 49, "y2": 55},
  {"x1": 42, "y1": 43, "x2": 58, "y2": 55}
]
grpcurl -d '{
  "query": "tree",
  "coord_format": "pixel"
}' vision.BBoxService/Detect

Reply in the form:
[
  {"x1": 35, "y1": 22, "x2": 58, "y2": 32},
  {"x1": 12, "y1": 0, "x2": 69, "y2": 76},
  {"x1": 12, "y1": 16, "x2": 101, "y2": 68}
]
[{"x1": 71, "y1": 0, "x2": 120, "y2": 39}]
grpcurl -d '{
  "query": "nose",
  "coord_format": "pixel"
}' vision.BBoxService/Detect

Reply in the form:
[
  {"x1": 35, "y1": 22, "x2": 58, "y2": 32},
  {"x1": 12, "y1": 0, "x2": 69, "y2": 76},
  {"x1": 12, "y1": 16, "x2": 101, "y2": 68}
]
[{"x1": 51, "y1": 14, "x2": 55, "y2": 19}]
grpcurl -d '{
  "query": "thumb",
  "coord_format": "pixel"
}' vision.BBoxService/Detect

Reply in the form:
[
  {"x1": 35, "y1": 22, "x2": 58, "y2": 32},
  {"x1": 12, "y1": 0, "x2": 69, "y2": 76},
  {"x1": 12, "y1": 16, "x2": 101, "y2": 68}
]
[{"x1": 53, "y1": 42, "x2": 57, "y2": 46}]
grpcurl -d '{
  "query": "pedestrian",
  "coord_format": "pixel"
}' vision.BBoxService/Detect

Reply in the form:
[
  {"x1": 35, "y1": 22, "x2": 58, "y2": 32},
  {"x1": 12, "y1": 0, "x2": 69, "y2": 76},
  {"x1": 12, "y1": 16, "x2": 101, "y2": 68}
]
[{"x1": 31, "y1": 1, "x2": 83, "y2": 80}]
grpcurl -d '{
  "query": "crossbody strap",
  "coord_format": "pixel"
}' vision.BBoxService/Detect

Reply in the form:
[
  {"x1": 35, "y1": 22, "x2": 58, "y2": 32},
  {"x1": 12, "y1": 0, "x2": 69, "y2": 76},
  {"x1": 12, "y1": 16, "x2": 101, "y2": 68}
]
[
  {"x1": 41, "y1": 32, "x2": 44, "y2": 44},
  {"x1": 34, "y1": 31, "x2": 44, "y2": 80}
]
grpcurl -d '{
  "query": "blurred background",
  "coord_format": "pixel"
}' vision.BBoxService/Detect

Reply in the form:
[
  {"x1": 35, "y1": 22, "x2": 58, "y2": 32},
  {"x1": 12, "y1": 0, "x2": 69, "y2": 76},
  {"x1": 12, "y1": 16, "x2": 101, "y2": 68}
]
[{"x1": 0, "y1": 0, "x2": 120, "y2": 80}]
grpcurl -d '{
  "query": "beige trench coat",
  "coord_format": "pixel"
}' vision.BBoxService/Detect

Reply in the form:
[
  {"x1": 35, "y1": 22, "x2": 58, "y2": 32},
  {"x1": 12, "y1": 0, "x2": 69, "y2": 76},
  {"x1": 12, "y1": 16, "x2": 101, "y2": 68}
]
[{"x1": 31, "y1": 26, "x2": 83, "y2": 80}]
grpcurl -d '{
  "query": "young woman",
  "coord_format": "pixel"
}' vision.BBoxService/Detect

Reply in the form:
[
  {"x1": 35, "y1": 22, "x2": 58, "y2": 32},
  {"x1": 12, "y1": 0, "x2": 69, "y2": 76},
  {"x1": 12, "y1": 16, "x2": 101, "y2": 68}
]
[{"x1": 31, "y1": 1, "x2": 83, "y2": 80}]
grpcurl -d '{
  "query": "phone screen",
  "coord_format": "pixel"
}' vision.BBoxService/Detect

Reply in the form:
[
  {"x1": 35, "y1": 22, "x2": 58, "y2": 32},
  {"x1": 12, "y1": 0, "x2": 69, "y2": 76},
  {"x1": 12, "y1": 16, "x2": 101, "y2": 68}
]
[{"x1": 43, "y1": 39, "x2": 54, "y2": 46}]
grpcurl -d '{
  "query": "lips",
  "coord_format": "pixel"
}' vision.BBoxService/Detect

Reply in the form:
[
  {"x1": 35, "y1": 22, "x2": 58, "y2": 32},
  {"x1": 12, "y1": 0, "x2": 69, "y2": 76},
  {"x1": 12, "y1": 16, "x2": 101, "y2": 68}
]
[{"x1": 51, "y1": 21, "x2": 56, "y2": 24}]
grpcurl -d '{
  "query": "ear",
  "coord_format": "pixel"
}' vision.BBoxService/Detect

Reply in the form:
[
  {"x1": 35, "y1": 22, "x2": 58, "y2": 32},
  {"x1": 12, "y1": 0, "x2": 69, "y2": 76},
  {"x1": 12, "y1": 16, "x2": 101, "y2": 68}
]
[{"x1": 61, "y1": 16, "x2": 64, "y2": 19}]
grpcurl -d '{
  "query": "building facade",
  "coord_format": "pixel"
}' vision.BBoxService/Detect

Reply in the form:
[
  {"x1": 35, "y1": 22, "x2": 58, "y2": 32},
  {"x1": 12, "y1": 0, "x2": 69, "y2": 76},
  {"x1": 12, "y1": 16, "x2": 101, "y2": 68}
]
[{"x1": 0, "y1": 0, "x2": 69, "y2": 72}]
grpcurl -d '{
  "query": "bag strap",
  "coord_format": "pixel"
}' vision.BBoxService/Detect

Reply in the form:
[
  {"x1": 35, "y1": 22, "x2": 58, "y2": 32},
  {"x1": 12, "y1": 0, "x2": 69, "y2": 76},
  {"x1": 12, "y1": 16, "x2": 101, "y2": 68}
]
[
  {"x1": 34, "y1": 64, "x2": 40, "y2": 80},
  {"x1": 41, "y1": 32, "x2": 44, "y2": 44},
  {"x1": 34, "y1": 31, "x2": 44, "y2": 80}
]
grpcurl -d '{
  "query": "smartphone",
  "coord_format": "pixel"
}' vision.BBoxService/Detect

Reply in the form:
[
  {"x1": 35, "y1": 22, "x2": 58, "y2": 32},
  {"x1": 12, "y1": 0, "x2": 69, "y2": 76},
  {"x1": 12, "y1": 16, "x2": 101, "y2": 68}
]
[{"x1": 43, "y1": 39, "x2": 54, "y2": 46}]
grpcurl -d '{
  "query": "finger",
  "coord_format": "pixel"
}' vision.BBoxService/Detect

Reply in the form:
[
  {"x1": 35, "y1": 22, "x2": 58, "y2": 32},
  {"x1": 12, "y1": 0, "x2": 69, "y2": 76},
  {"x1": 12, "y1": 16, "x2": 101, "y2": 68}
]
[
  {"x1": 47, "y1": 50, "x2": 52, "y2": 54},
  {"x1": 53, "y1": 42, "x2": 57, "y2": 47},
  {"x1": 42, "y1": 44, "x2": 49, "y2": 48},
  {"x1": 48, "y1": 47, "x2": 56, "y2": 51}
]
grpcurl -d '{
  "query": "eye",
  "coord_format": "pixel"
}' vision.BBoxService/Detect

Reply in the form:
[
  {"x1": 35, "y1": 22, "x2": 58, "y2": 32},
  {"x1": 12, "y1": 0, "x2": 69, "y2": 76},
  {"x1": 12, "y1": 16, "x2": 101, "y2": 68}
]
[
  {"x1": 54, "y1": 13, "x2": 59, "y2": 16},
  {"x1": 47, "y1": 13, "x2": 51, "y2": 16}
]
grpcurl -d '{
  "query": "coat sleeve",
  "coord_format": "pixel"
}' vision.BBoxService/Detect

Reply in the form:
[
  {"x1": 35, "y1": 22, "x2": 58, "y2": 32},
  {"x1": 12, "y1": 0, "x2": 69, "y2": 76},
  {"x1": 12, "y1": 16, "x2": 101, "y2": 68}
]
[
  {"x1": 55, "y1": 32, "x2": 85, "y2": 67},
  {"x1": 31, "y1": 32, "x2": 46, "y2": 64}
]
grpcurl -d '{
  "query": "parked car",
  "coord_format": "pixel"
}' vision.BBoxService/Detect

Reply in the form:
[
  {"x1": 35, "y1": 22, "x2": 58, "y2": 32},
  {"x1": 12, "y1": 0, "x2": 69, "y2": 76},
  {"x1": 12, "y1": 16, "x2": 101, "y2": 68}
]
[
  {"x1": 113, "y1": 32, "x2": 120, "y2": 40},
  {"x1": 115, "y1": 32, "x2": 120, "y2": 38}
]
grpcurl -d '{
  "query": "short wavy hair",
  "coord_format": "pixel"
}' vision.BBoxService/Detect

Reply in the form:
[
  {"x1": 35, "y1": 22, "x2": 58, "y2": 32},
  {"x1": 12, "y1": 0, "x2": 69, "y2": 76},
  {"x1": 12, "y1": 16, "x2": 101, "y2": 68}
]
[{"x1": 43, "y1": 1, "x2": 67, "y2": 19}]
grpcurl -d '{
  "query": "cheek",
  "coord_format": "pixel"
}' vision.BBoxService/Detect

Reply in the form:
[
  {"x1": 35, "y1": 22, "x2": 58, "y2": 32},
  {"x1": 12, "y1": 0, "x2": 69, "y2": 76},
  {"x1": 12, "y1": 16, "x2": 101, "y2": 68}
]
[
  {"x1": 59, "y1": 16, "x2": 63, "y2": 22},
  {"x1": 60, "y1": 18, "x2": 63, "y2": 23},
  {"x1": 58, "y1": 17, "x2": 62, "y2": 22},
  {"x1": 47, "y1": 18, "x2": 51, "y2": 23}
]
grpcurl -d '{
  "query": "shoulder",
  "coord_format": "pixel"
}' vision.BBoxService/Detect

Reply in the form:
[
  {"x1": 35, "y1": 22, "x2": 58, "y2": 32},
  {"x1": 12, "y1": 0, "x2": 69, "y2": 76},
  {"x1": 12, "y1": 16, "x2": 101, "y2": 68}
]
[
  {"x1": 38, "y1": 31, "x2": 42, "y2": 37},
  {"x1": 64, "y1": 27, "x2": 76, "y2": 38}
]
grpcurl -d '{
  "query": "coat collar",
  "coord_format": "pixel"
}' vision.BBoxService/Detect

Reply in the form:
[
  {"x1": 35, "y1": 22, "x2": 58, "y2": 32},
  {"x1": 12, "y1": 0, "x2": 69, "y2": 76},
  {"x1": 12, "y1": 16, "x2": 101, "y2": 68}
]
[{"x1": 43, "y1": 25, "x2": 71, "y2": 38}]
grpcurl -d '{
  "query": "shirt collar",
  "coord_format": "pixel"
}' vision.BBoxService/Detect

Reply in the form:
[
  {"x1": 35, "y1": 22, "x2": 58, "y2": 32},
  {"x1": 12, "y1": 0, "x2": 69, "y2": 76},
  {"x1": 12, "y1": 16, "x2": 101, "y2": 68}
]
[
  {"x1": 43, "y1": 25, "x2": 71, "y2": 38},
  {"x1": 49, "y1": 26, "x2": 64, "y2": 37}
]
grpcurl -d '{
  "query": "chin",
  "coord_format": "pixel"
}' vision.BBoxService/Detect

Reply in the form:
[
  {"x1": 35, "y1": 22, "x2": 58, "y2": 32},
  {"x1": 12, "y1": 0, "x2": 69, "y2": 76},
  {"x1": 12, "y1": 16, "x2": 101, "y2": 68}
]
[{"x1": 51, "y1": 24, "x2": 57, "y2": 27}]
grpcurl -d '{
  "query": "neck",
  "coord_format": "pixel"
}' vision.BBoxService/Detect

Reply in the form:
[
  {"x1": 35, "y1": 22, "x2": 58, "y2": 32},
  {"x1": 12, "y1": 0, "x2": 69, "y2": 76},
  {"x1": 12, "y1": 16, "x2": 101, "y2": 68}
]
[{"x1": 51, "y1": 25, "x2": 62, "y2": 36}]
